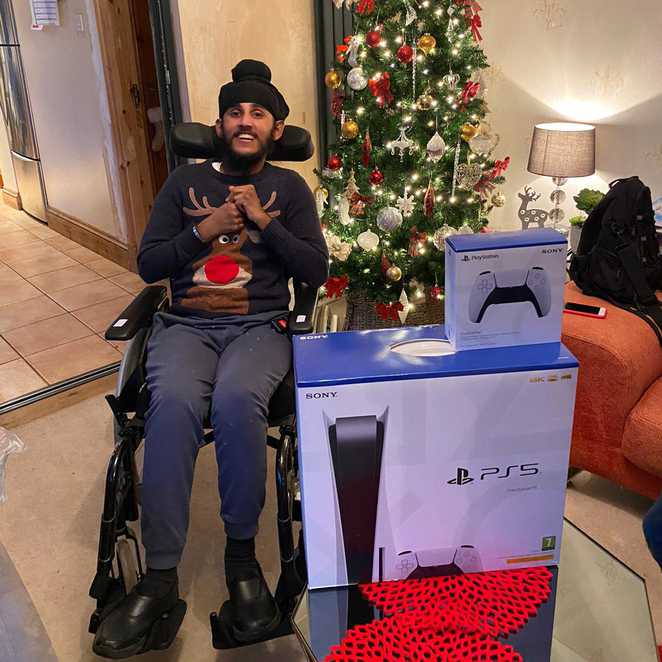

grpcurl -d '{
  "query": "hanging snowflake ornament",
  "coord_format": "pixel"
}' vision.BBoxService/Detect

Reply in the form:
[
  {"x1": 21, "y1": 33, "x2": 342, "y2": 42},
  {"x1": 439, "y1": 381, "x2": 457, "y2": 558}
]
[
  {"x1": 397, "y1": 190, "x2": 416, "y2": 217},
  {"x1": 389, "y1": 126, "x2": 416, "y2": 160},
  {"x1": 427, "y1": 131, "x2": 446, "y2": 162}
]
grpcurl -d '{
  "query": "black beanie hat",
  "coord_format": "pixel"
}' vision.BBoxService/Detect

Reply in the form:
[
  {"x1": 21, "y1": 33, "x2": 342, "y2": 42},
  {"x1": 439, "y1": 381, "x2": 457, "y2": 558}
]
[{"x1": 219, "y1": 60, "x2": 290, "y2": 121}]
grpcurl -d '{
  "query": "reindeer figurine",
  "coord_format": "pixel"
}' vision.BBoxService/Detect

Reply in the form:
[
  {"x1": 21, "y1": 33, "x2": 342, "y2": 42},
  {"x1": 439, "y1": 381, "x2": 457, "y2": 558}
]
[
  {"x1": 178, "y1": 187, "x2": 280, "y2": 315},
  {"x1": 518, "y1": 186, "x2": 549, "y2": 229}
]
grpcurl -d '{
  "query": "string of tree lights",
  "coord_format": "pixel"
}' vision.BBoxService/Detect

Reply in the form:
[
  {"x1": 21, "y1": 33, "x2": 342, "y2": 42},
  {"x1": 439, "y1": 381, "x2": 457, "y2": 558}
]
[{"x1": 316, "y1": 0, "x2": 510, "y2": 319}]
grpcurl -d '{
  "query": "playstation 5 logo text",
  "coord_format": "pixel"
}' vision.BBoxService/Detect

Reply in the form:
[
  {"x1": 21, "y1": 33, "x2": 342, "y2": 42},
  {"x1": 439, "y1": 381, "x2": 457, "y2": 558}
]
[
  {"x1": 448, "y1": 467, "x2": 474, "y2": 485},
  {"x1": 447, "y1": 463, "x2": 540, "y2": 486}
]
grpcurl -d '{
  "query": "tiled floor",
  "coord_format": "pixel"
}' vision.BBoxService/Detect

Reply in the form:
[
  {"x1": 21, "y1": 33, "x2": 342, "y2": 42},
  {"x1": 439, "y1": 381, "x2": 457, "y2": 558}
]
[
  {"x1": 0, "y1": 203, "x2": 147, "y2": 406},
  {"x1": 0, "y1": 391, "x2": 660, "y2": 661}
]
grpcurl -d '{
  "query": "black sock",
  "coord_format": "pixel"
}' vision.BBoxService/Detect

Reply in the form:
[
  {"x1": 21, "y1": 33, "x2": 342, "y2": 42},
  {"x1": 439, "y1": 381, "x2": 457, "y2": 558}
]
[
  {"x1": 225, "y1": 536, "x2": 258, "y2": 584},
  {"x1": 136, "y1": 567, "x2": 178, "y2": 598}
]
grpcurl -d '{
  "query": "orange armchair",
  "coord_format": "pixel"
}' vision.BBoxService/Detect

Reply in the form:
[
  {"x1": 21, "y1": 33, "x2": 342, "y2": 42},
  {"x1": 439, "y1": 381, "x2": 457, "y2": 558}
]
[{"x1": 562, "y1": 283, "x2": 662, "y2": 500}]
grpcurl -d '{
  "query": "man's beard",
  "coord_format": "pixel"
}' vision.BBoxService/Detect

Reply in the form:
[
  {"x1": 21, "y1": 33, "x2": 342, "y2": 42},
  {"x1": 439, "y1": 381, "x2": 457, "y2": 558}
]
[{"x1": 221, "y1": 130, "x2": 274, "y2": 174}]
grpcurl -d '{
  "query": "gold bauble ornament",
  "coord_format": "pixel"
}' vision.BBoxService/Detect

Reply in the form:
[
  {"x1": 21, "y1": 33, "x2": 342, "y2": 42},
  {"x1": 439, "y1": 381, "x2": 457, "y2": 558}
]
[
  {"x1": 417, "y1": 33, "x2": 437, "y2": 56},
  {"x1": 416, "y1": 89, "x2": 434, "y2": 111},
  {"x1": 461, "y1": 123, "x2": 480, "y2": 141},
  {"x1": 341, "y1": 119, "x2": 360, "y2": 140},
  {"x1": 324, "y1": 69, "x2": 343, "y2": 90},
  {"x1": 386, "y1": 265, "x2": 403, "y2": 282},
  {"x1": 492, "y1": 190, "x2": 506, "y2": 208}
]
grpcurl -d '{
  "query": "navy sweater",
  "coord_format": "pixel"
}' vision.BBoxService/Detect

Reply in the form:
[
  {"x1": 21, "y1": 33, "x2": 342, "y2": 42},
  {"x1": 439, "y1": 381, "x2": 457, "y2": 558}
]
[{"x1": 138, "y1": 161, "x2": 328, "y2": 317}]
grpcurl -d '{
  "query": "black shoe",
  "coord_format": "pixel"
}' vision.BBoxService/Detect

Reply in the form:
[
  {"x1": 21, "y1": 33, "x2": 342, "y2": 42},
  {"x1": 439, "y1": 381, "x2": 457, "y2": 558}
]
[
  {"x1": 225, "y1": 564, "x2": 281, "y2": 644},
  {"x1": 92, "y1": 581, "x2": 185, "y2": 659}
]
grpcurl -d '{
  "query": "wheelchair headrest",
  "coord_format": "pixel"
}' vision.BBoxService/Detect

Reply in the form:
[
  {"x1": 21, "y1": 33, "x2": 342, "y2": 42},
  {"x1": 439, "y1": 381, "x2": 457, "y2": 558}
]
[{"x1": 171, "y1": 122, "x2": 314, "y2": 162}]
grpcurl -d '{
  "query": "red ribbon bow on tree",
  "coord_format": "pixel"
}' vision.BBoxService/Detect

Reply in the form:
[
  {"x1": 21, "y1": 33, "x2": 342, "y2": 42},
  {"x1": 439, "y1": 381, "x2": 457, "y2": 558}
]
[
  {"x1": 454, "y1": 1, "x2": 483, "y2": 43},
  {"x1": 325, "y1": 275, "x2": 350, "y2": 299},
  {"x1": 474, "y1": 155, "x2": 511, "y2": 197},
  {"x1": 356, "y1": 0, "x2": 376, "y2": 15},
  {"x1": 376, "y1": 301, "x2": 404, "y2": 321},
  {"x1": 460, "y1": 81, "x2": 481, "y2": 109},
  {"x1": 491, "y1": 156, "x2": 511, "y2": 179},
  {"x1": 336, "y1": 36, "x2": 352, "y2": 63},
  {"x1": 368, "y1": 73, "x2": 394, "y2": 108},
  {"x1": 470, "y1": 13, "x2": 483, "y2": 41}
]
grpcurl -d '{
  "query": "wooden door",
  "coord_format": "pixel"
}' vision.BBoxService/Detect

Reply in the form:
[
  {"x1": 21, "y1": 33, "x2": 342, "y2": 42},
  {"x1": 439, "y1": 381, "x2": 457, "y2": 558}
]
[
  {"x1": 129, "y1": 0, "x2": 169, "y2": 197},
  {"x1": 93, "y1": 0, "x2": 157, "y2": 268}
]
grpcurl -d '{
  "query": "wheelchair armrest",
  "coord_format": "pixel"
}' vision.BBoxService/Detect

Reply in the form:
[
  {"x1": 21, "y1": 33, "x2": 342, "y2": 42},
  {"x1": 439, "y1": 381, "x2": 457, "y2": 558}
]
[
  {"x1": 105, "y1": 286, "x2": 169, "y2": 342},
  {"x1": 288, "y1": 281, "x2": 319, "y2": 335}
]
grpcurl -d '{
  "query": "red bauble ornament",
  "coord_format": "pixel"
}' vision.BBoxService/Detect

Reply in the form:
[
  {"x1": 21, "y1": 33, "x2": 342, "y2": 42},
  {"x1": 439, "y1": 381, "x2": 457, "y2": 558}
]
[
  {"x1": 369, "y1": 168, "x2": 385, "y2": 185},
  {"x1": 327, "y1": 154, "x2": 343, "y2": 171},
  {"x1": 366, "y1": 30, "x2": 382, "y2": 48},
  {"x1": 396, "y1": 44, "x2": 414, "y2": 64}
]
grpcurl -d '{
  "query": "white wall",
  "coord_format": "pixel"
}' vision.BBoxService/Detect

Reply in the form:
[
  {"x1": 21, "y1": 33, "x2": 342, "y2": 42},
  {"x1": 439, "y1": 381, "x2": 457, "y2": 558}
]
[
  {"x1": 481, "y1": 0, "x2": 662, "y2": 229},
  {"x1": 171, "y1": 0, "x2": 320, "y2": 187},
  {"x1": 13, "y1": 0, "x2": 124, "y2": 240}
]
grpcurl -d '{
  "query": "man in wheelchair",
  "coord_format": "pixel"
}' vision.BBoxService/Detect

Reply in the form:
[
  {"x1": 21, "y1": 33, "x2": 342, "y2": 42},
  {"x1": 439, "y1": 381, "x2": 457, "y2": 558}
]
[{"x1": 92, "y1": 59, "x2": 328, "y2": 657}]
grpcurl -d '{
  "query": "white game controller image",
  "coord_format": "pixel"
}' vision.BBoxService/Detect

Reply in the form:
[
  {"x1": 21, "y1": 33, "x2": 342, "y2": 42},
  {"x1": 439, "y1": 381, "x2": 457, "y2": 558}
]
[
  {"x1": 468, "y1": 267, "x2": 551, "y2": 323},
  {"x1": 390, "y1": 545, "x2": 483, "y2": 580}
]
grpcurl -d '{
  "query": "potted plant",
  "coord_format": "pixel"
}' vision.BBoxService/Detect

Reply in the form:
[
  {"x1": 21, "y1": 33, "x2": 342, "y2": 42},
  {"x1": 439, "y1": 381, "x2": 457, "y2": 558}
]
[
  {"x1": 570, "y1": 189, "x2": 605, "y2": 252},
  {"x1": 568, "y1": 214, "x2": 587, "y2": 252}
]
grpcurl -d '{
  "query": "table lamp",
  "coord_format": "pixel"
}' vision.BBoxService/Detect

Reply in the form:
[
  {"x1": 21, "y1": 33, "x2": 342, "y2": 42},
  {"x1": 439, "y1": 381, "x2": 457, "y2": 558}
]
[{"x1": 527, "y1": 122, "x2": 596, "y2": 229}]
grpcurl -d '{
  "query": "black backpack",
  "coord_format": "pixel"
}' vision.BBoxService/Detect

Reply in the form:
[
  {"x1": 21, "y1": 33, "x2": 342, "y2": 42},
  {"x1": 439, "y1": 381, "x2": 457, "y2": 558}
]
[{"x1": 569, "y1": 176, "x2": 662, "y2": 343}]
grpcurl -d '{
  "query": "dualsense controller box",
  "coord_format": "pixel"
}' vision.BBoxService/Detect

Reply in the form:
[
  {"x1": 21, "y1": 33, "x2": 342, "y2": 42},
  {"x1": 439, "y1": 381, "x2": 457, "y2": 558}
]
[
  {"x1": 445, "y1": 229, "x2": 567, "y2": 351},
  {"x1": 294, "y1": 326, "x2": 577, "y2": 589}
]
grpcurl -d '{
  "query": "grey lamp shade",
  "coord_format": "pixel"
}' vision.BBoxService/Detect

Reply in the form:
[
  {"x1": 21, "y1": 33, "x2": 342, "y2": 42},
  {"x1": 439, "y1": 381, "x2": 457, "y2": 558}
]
[{"x1": 527, "y1": 122, "x2": 596, "y2": 178}]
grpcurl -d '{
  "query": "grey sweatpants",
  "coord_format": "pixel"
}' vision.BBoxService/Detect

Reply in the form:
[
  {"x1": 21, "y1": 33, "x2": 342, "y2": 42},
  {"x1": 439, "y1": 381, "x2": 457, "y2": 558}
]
[{"x1": 140, "y1": 310, "x2": 291, "y2": 570}]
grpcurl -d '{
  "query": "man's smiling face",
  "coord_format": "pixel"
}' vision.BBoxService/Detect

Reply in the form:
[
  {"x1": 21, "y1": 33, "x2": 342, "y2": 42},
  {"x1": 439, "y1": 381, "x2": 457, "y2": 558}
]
[{"x1": 217, "y1": 103, "x2": 284, "y2": 165}]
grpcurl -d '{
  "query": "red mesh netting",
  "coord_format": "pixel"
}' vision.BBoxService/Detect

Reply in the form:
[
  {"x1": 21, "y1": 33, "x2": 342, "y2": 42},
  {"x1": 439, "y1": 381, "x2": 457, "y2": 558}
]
[{"x1": 325, "y1": 567, "x2": 552, "y2": 661}]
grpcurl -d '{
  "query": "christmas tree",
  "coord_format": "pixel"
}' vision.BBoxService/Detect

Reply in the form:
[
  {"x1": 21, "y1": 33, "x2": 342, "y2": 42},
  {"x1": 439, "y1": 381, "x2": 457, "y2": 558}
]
[{"x1": 317, "y1": 0, "x2": 510, "y2": 323}]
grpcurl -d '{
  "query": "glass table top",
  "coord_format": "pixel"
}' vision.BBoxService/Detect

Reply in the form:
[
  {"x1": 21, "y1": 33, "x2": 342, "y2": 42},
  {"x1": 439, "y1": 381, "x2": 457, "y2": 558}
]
[{"x1": 292, "y1": 519, "x2": 658, "y2": 662}]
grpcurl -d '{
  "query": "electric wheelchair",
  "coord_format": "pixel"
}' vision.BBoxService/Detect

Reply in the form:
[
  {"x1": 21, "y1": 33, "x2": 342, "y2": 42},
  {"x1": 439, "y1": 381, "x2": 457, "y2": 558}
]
[{"x1": 88, "y1": 123, "x2": 318, "y2": 654}]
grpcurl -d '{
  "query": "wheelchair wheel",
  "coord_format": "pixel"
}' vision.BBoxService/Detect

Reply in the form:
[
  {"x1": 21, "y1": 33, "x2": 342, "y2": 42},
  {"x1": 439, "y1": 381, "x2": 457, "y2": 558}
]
[{"x1": 117, "y1": 537, "x2": 141, "y2": 595}]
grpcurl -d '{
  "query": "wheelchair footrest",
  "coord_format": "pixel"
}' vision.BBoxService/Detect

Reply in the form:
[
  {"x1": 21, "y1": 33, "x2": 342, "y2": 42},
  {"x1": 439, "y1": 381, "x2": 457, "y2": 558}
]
[
  {"x1": 210, "y1": 602, "x2": 293, "y2": 650},
  {"x1": 145, "y1": 599, "x2": 187, "y2": 653},
  {"x1": 91, "y1": 599, "x2": 187, "y2": 659}
]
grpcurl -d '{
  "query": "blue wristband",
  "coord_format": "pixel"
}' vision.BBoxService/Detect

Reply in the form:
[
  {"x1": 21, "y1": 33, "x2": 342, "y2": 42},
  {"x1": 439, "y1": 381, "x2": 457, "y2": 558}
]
[{"x1": 192, "y1": 224, "x2": 203, "y2": 241}]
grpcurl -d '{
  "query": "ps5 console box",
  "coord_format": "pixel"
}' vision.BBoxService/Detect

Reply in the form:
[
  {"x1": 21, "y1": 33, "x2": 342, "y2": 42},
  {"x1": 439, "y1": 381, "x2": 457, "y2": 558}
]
[
  {"x1": 445, "y1": 229, "x2": 567, "y2": 351},
  {"x1": 294, "y1": 326, "x2": 577, "y2": 590}
]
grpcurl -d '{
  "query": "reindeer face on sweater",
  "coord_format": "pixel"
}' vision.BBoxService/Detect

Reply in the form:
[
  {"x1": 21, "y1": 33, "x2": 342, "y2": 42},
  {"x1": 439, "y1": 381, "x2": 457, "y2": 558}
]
[{"x1": 178, "y1": 186, "x2": 279, "y2": 315}]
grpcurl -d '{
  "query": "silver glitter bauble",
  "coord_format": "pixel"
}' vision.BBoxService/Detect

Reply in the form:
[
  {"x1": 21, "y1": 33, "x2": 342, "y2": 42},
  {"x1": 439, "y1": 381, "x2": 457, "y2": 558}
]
[
  {"x1": 347, "y1": 67, "x2": 368, "y2": 91},
  {"x1": 376, "y1": 206, "x2": 404, "y2": 232}
]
